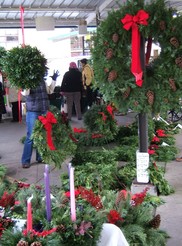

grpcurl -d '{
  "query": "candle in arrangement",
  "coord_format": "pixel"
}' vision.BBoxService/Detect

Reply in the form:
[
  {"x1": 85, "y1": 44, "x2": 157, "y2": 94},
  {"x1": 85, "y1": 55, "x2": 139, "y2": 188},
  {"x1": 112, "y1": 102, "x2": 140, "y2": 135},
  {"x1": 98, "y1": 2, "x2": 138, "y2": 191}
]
[
  {"x1": 44, "y1": 164, "x2": 51, "y2": 222},
  {"x1": 70, "y1": 166, "x2": 76, "y2": 221},
  {"x1": 68, "y1": 162, "x2": 72, "y2": 177},
  {"x1": 27, "y1": 195, "x2": 33, "y2": 232}
]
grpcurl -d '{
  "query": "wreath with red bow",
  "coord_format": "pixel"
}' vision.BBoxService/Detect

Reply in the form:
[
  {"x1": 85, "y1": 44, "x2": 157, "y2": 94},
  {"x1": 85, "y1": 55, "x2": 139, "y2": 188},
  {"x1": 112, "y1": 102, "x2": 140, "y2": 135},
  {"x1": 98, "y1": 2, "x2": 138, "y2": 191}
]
[
  {"x1": 91, "y1": 0, "x2": 182, "y2": 114},
  {"x1": 32, "y1": 109, "x2": 77, "y2": 168}
]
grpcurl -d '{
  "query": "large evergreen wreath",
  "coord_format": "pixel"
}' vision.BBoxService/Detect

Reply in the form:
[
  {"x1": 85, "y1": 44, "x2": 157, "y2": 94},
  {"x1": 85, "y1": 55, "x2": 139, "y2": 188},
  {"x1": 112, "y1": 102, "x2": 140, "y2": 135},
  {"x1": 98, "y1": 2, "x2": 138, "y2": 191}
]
[{"x1": 91, "y1": 0, "x2": 182, "y2": 114}]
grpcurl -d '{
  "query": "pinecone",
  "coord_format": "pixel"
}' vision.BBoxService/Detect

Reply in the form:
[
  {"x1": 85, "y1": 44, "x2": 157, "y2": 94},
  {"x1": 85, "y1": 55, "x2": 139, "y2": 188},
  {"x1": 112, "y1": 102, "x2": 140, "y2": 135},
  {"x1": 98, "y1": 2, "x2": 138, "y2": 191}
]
[
  {"x1": 175, "y1": 57, "x2": 182, "y2": 68},
  {"x1": 106, "y1": 48, "x2": 113, "y2": 59},
  {"x1": 170, "y1": 37, "x2": 179, "y2": 48},
  {"x1": 123, "y1": 87, "x2": 131, "y2": 99},
  {"x1": 146, "y1": 90, "x2": 154, "y2": 105},
  {"x1": 16, "y1": 240, "x2": 29, "y2": 246},
  {"x1": 112, "y1": 33, "x2": 119, "y2": 43},
  {"x1": 30, "y1": 242, "x2": 42, "y2": 246},
  {"x1": 159, "y1": 20, "x2": 166, "y2": 30},
  {"x1": 134, "y1": 101, "x2": 139, "y2": 106},
  {"x1": 104, "y1": 67, "x2": 109, "y2": 73},
  {"x1": 169, "y1": 78, "x2": 177, "y2": 91},
  {"x1": 108, "y1": 70, "x2": 117, "y2": 81},
  {"x1": 149, "y1": 214, "x2": 161, "y2": 229},
  {"x1": 56, "y1": 224, "x2": 66, "y2": 233}
]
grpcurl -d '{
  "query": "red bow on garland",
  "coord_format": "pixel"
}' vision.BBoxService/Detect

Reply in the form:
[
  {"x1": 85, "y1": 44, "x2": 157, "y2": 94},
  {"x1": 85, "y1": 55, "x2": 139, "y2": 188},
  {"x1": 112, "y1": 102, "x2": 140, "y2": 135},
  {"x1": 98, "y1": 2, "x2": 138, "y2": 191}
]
[
  {"x1": 38, "y1": 111, "x2": 57, "y2": 150},
  {"x1": 121, "y1": 10, "x2": 149, "y2": 87}
]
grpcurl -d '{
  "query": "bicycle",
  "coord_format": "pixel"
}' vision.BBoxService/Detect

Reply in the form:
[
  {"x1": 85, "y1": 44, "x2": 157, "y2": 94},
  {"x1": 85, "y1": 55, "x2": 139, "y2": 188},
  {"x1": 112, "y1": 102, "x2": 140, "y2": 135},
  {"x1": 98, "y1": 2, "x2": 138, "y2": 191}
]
[{"x1": 167, "y1": 108, "x2": 182, "y2": 122}]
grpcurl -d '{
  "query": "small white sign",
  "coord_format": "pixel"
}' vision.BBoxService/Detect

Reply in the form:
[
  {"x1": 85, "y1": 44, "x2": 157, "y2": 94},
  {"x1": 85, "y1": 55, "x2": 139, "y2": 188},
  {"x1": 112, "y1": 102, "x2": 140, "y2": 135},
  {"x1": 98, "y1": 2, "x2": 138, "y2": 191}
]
[{"x1": 136, "y1": 151, "x2": 149, "y2": 183}]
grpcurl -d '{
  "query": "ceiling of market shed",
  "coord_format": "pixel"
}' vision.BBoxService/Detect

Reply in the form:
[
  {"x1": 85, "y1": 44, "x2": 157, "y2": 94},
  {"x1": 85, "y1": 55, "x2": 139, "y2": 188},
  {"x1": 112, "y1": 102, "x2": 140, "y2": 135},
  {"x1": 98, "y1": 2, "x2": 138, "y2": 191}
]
[{"x1": 0, "y1": 0, "x2": 181, "y2": 29}]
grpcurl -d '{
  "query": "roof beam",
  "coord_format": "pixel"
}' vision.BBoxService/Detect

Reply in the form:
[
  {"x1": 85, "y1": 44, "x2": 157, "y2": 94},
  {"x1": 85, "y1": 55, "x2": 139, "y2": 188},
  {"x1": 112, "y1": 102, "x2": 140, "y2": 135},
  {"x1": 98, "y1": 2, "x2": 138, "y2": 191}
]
[
  {"x1": 0, "y1": 7, "x2": 95, "y2": 13},
  {"x1": 86, "y1": 0, "x2": 115, "y2": 24}
]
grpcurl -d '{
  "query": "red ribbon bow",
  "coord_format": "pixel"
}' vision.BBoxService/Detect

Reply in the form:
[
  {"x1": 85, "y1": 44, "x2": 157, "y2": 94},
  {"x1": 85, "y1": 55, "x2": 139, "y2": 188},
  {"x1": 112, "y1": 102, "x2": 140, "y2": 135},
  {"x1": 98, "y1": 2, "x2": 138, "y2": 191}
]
[
  {"x1": 121, "y1": 10, "x2": 149, "y2": 87},
  {"x1": 38, "y1": 111, "x2": 57, "y2": 150}
]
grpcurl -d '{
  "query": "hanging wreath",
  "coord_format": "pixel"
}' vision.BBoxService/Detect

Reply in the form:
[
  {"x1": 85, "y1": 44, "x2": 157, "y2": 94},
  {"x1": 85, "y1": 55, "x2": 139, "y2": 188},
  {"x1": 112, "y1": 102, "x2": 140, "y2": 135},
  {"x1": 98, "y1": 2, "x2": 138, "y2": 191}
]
[
  {"x1": 2, "y1": 45, "x2": 47, "y2": 89},
  {"x1": 91, "y1": 0, "x2": 182, "y2": 114},
  {"x1": 32, "y1": 108, "x2": 77, "y2": 168}
]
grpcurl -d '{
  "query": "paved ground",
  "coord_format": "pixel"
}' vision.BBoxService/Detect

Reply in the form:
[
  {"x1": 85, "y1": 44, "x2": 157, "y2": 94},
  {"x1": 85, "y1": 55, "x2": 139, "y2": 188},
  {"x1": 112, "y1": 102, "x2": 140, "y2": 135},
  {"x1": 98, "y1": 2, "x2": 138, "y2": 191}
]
[{"x1": 0, "y1": 112, "x2": 182, "y2": 245}]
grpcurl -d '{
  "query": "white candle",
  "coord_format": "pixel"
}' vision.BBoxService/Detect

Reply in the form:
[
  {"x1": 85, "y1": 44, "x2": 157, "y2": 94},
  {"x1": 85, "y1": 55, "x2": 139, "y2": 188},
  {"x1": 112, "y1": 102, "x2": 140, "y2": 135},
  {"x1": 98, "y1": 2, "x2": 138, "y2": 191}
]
[{"x1": 70, "y1": 167, "x2": 76, "y2": 221}]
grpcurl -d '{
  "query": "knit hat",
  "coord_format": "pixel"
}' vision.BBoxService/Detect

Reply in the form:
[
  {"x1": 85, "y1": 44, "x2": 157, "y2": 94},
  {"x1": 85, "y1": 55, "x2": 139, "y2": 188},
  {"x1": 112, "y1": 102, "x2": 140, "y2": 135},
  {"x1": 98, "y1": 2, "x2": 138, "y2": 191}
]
[{"x1": 69, "y1": 62, "x2": 77, "y2": 69}]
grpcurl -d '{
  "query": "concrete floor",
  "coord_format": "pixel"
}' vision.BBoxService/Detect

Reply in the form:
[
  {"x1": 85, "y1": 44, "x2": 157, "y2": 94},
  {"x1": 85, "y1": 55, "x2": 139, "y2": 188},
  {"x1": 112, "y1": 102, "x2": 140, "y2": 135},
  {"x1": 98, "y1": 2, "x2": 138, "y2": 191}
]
[{"x1": 0, "y1": 112, "x2": 182, "y2": 245}]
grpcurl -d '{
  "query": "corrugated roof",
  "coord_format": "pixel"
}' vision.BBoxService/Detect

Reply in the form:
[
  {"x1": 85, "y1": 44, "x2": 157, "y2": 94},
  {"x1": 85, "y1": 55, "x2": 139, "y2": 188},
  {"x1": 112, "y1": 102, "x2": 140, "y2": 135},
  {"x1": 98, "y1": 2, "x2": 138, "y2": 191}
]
[{"x1": 0, "y1": 0, "x2": 181, "y2": 29}]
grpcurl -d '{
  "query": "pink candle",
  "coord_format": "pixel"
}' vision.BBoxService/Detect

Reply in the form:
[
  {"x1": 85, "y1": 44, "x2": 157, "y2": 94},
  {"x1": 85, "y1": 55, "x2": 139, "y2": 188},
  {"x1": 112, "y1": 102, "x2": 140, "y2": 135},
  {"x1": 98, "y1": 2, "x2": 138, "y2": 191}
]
[
  {"x1": 70, "y1": 167, "x2": 76, "y2": 221},
  {"x1": 27, "y1": 195, "x2": 33, "y2": 232}
]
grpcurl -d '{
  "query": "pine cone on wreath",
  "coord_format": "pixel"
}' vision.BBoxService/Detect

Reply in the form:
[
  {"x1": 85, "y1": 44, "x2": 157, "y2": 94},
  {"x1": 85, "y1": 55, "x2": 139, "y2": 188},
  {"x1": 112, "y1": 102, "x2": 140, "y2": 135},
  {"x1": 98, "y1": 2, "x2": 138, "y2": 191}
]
[
  {"x1": 149, "y1": 214, "x2": 161, "y2": 229},
  {"x1": 146, "y1": 90, "x2": 154, "y2": 105},
  {"x1": 169, "y1": 78, "x2": 177, "y2": 91},
  {"x1": 123, "y1": 87, "x2": 131, "y2": 99},
  {"x1": 108, "y1": 70, "x2": 117, "y2": 81},
  {"x1": 159, "y1": 20, "x2": 166, "y2": 30},
  {"x1": 30, "y1": 242, "x2": 42, "y2": 246},
  {"x1": 16, "y1": 240, "x2": 29, "y2": 246},
  {"x1": 104, "y1": 67, "x2": 109, "y2": 73},
  {"x1": 170, "y1": 37, "x2": 179, "y2": 48},
  {"x1": 134, "y1": 101, "x2": 139, "y2": 106},
  {"x1": 112, "y1": 33, "x2": 119, "y2": 43},
  {"x1": 56, "y1": 224, "x2": 66, "y2": 233},
  {"x1": 175, "y1": 57, "x2": 182, "y2": 68},
  {"x1": 106, "y1": 48, "x2": 113, "y2": 59}
]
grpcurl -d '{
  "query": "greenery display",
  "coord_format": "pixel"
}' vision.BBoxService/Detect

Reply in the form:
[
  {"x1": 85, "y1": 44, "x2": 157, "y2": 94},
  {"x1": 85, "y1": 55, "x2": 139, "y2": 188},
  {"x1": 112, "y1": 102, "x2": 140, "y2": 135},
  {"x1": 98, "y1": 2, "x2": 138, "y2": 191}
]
[
  {"x1": 32, "y1": 107, "x2": 77, "y2": 168},
  {"x1": 0, "y1": 174, "x2": 168, "y2": 246},
  {"x1": 73, "y1": 104, "x2": 119, "y2": 145},
  {"x1": 2, "y1": 45, "x2": 47, "y2": 89},
  {"x1": 91, "y1": 0, "x2": 182, "y2": 114}
]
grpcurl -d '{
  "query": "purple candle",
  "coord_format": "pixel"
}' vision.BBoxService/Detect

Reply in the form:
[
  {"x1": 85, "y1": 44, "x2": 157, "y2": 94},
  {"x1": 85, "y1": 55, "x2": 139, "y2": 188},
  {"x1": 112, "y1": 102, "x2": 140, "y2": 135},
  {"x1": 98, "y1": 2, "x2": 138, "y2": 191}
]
[{"x1": 44, "y1": 165, "x2": 51, "y2": 222}]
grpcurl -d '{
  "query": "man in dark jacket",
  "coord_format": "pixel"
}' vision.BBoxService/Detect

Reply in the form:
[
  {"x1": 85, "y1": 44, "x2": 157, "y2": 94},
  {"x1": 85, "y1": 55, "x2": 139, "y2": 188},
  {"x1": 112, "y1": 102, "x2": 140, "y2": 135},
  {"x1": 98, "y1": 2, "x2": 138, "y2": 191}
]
[{"x1": 61, "y1": 62, "x2": 82, "y2": 121}]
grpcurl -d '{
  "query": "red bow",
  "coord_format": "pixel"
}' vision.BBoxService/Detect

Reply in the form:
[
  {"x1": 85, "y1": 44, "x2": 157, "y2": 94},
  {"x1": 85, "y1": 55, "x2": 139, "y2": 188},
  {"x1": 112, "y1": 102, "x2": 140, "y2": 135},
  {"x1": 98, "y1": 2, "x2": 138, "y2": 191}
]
[
  {"x1": 121, "y1": 10, "x2": 149, "y2": 87},
  {"x1": 38, "y1": 111, "x2": 57, "y2": 150}
]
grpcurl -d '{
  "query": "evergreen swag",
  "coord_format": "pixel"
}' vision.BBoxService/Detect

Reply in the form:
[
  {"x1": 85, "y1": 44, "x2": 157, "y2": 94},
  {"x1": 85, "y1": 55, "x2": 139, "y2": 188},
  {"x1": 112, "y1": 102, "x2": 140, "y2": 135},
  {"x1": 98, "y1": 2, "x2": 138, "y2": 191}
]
[{"x1": 91, "y1": 0, "x2": 182, "y2": 114}]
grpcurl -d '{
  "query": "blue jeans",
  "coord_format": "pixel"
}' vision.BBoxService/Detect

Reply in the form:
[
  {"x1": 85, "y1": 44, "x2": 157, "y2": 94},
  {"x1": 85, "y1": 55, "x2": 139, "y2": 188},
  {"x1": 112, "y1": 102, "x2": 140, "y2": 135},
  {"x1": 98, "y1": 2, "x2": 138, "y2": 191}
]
[{"x1": 21, "y1": 111, "x2": 46, "y2": 165}]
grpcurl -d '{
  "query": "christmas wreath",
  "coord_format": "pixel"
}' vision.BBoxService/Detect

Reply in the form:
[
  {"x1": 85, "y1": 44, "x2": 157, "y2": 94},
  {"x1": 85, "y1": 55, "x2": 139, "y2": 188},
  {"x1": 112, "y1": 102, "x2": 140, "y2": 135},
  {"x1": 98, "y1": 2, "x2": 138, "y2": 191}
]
[
  {"x1": 2, "y1": 45, "x2": 47, "y2": 89},
  {"x1": 91, "y1": 0, "x2": 182, "y2": 114},
  {"x1": 32, "y1": 108, "x2": 77, "y2": 168},
  {"x1": 73, "y1": 104, "x2": 119, "y2": 146}
]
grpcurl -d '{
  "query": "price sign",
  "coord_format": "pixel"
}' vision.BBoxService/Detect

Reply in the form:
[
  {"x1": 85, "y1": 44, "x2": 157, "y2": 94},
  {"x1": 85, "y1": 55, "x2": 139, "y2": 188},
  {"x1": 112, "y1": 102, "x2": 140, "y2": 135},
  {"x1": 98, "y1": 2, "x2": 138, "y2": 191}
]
[{"x1": 136, "y1": 151, "x2": 149, "y2": 183}]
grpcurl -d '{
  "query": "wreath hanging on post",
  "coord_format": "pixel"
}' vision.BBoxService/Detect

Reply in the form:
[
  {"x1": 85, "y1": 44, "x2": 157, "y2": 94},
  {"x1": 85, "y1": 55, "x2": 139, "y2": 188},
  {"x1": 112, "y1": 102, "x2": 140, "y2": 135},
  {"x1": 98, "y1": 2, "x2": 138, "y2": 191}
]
[{"x1": 91, "y1": 0, "x2": 182, "y2": 114}]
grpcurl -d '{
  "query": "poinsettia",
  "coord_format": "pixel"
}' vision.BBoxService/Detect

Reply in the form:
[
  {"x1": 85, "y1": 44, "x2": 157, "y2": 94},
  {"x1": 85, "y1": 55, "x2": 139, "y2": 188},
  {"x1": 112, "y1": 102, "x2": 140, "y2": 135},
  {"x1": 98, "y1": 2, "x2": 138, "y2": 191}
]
[{"x1": 107, "y1": 209, "x2": 124, "y2": 224}]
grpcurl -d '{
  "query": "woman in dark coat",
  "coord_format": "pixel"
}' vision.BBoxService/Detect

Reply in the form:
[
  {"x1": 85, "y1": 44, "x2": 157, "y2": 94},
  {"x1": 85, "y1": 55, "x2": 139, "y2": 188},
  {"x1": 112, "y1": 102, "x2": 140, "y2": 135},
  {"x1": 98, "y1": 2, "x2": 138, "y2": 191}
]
[
  {"x1": 61, "y1": 62, "x2": 83, "y2": 121},
  {"x1": 0, "y1": 81, "x2": 6, "y2": 123}
]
